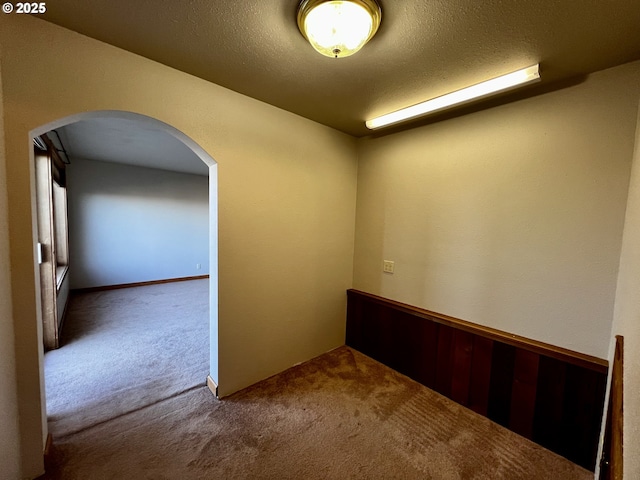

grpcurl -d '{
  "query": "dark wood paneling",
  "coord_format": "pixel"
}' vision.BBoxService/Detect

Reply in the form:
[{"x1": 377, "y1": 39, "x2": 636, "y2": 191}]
[
  {"x1": 533, "y1": 356, "x2": 567, "y2": 454},
  {"x1": 435, "y1": 325, "x2": 454, "y2": 398},
  {"x1": 346, "y1": 289, "x2": 608, "y2": 471},
  {"x1": 451, "y1": 330, "x2": 474, "y2": 405},
  {"x1": 509, "y1": 349, "x2": 540, "y2": 438},
  {"x1": 345, "y1": 291, "x2": 363, "y2": 348},
  {"x1": 468, "y1": 336, "x2": 493, "y2": 416},
  {"x1": 561, "y1": 365, "x2": 607, "y2": 470},
  {"x1": 414, "y1": 319, "x2": 439, "y2": 389},
  {"x1": 487, "y1": 342, "x2": 516, "y2": 428},
  {"x1": 375, "y1": 305, "x2": 395, "y2": 368},
  {"x1": 390, "y1": 310, "x2": 417, "y2": 376},
  {"x1": 358, "y1": 301, "x2": 381, "y2": 359}
]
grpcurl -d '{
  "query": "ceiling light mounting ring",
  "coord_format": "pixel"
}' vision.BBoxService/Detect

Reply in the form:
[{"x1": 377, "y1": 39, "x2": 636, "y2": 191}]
[{"x1": 297, "y1": 0, "x2": 382, "y2": 59}]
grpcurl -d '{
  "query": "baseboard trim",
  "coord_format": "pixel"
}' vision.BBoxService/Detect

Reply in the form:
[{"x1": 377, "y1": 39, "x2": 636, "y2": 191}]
[
  {"x1": 72, "y1": 275, "x2": 210, "y2": 294},
  {"x1": 44, "y1": 433, "x2": 53, "y2": 456},
  {"x1": 207, "y1": 375, "x2": 219, "y2": 398}
]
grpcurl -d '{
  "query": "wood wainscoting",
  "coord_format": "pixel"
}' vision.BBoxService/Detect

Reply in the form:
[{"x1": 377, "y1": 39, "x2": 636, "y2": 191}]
[{"x1": 346, "y1": 289, "x2": 608, "y2": 471}]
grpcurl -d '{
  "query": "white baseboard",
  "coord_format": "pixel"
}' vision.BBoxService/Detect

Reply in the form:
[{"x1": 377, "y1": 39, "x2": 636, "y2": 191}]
[{"x1": 206, "y1": 375, "x2": 219, "y2": 398}]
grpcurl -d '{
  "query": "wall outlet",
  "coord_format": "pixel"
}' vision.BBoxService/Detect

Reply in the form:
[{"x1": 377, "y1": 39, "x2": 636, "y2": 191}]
[
  {"x1": 383, "y1": 260, "x2": 394, "y2": 274},
  {"x1": 196, "y1": 263, "x2": 201, "y2": 270}
]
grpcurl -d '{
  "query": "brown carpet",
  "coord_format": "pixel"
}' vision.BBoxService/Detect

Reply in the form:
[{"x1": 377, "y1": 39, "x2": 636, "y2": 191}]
[{"x1": 43, "y1": 344, "x2": 591, "y2": 479}]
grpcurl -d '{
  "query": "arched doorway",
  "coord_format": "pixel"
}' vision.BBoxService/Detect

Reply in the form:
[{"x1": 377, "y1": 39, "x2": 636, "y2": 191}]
[{"x1": 30, "y1": 110, "x2": 219, "y2": 443}]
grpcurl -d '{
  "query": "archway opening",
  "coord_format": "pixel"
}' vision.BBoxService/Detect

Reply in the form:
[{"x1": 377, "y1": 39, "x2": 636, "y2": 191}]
[{"x1": 30, "y1": 110, "x2": 219, "y2": 441}]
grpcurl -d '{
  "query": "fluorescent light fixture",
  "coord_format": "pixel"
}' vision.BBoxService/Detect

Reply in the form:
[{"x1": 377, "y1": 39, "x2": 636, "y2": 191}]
[{"x1": 366, "y1": 64, "x2": 540, "y2": 130}]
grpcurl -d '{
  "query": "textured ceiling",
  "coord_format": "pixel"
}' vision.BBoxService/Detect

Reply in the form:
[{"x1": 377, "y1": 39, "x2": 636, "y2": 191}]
[{"x1": 39, "y1": 0, "x2": 640, "y2": 137}]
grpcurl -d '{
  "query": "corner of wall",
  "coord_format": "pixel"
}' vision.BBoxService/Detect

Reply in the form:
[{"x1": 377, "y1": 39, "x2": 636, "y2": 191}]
[
  {"x1": 607, "y1": 95, "x2": 640, "y2": 478},
  {"x1": 0, "y1": 54, "x2": 23, "y2": 480}
]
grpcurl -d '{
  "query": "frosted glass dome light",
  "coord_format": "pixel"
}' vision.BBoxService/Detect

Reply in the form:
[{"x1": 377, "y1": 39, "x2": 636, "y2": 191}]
[{"x1": 297, "y1": 0, "x2": 382, "y2": 58}]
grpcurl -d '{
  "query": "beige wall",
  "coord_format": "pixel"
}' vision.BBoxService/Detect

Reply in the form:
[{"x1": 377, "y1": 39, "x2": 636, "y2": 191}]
[
  {"x1": 611, "y1": 98, "x2": 640, "y2": 476},
  {"x1": 3, "y1": 12, "x2": 639, "y2": 480},
  {"x1": 354, "y1": 61, "x2": 640, "y2": 359},
  {"x1": 0, "y1": 15, "x2": 357, "y2": 478},
  {"x1": 0, "y1": 53, "x2": 22, "y2": 480}
]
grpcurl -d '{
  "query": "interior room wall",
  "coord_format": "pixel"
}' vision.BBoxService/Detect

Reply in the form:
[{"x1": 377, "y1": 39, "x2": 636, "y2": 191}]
[
  {"x1": 67, "y1": 158, "x2": 209, "y2": 289},
  {"x1": 353, "y1": 61, "x2": 640, "y2": 360},
  {"x1": 610, "y1": 98, "x2": 640, "y2": 477},
  {"x1": 0, "y1": 56, "x2": 21, "y2": 480},
  {"x1": 0, "y1": 15, "x2": 357, "y2": 478}
]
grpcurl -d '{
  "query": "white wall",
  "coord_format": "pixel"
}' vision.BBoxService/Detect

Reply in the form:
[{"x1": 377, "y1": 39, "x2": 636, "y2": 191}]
[
  {"x1": 0, "y1": 15, "x2": 357, "y2": 478},
  {"x1": 67, "y1": 158, "x2": 209, "y2": 289},
  {"x1": 610, "y1": 98, "x2": 640, "y2": 476},
  {"x1": 0, "y1": 53, "x2": 21, "y2": 480},
  {"x1": 354, "y1": 61, "x2": 640, "y2": 359}
]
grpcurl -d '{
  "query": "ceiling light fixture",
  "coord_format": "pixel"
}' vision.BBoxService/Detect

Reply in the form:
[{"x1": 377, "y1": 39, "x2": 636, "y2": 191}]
[
  {"x1": 366, "y1": 64, "x2": 541, "y2": 130},
  {"x1": 297, "y1": 0, "x2": 382, "y2": 58}
]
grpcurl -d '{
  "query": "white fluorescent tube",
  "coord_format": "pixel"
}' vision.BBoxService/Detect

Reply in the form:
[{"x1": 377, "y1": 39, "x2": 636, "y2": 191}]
[{"x1": 366, "y1": 64, "x2": 540, "y2": 130}]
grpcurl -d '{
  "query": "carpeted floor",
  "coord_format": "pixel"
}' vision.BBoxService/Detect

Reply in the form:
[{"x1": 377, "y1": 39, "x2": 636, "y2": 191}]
[
  {"x1": 42, "y1": 281, "x2": 592, "y2": 479},
  {"x1": 44, "y1": 279, "x2": 209, "y2": 438}
]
